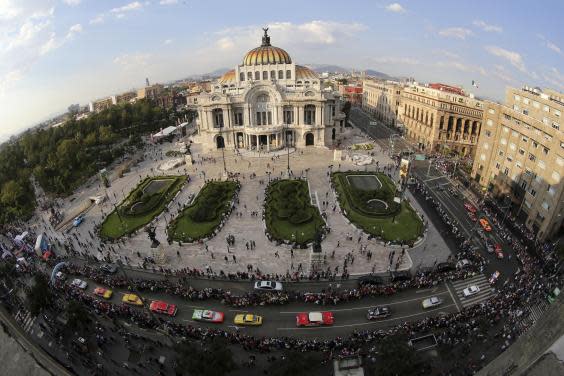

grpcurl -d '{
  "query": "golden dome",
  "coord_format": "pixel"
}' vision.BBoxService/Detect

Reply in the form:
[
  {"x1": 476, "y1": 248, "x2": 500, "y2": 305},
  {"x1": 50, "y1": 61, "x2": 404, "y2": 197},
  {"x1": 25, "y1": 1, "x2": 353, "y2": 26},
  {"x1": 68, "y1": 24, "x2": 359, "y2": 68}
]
[
  {"x1": 218, "y1": 69, "x2": 235, "y2": 84},
  {"x1": 243, "y1": 28, "x2": 292, "y2": 66},
  {"x1": 295, "y1": 65, "x2": 318, "y2": 80}
]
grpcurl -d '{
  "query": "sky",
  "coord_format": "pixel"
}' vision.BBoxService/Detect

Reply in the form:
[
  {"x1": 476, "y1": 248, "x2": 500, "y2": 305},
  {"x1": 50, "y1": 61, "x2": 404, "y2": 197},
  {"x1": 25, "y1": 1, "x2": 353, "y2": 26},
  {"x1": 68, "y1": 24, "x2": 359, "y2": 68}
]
[{"x1": 0, "y1": 0, "x2": 563, "y2": 139}]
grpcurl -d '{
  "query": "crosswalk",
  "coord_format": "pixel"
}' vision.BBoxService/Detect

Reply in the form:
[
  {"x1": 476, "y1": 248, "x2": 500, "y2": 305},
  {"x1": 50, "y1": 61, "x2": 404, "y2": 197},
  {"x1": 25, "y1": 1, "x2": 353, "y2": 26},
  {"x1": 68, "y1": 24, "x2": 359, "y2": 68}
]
[
  {"x1": 15, "y1": 309, "x2": 36, "y2": 334},
  {"x1": 450, "y1": 274, "x2": 495, "y2": 308},
  {"x1": 514, "y1": 300, "x2": 549, "y2": 335}
]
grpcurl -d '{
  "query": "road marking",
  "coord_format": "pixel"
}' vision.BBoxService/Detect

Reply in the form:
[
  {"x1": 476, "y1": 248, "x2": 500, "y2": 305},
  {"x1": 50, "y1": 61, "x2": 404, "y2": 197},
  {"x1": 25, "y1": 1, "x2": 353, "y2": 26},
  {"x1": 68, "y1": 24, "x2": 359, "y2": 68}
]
[
  {"x1": 276, "y1": 304, "x2": 456, "y2": 330},
  {"x1": 278, "y1": 290, "x2": 449, "y2": 314},
  {"x1": 423, "y1": 176, "x2": 448, "y2": 183},
  {"x1": 445, "y1": 283, "x2": 462, "y2": 312}
]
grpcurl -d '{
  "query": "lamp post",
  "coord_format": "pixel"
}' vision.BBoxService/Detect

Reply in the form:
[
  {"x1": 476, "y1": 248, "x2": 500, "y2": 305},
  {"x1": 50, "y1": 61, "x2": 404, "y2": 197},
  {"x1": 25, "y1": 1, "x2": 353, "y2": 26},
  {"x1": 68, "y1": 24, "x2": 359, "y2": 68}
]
[{"x1": 284, "y1": 123, "x2": 291, "y2": 178}]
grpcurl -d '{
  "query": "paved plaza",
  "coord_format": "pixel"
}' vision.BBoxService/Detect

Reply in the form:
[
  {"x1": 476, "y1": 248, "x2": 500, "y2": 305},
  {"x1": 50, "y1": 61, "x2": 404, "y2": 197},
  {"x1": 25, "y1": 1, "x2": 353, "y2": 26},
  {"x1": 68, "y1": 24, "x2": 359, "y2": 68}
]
[{"x1": 30, "y1": 127, "x2": 452, "y2": 277}]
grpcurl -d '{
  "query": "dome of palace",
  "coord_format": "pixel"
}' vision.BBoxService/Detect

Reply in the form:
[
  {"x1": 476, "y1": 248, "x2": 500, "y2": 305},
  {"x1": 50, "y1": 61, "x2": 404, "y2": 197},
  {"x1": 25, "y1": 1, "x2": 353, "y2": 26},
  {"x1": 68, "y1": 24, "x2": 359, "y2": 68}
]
[{"x1": 242, "y1": 29, "x2": 292, "y2": 66}]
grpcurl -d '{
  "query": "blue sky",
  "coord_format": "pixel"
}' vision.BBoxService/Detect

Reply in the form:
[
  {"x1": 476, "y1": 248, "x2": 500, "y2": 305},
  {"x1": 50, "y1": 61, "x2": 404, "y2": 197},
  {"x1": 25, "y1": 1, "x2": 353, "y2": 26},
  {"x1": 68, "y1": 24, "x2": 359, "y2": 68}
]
[{"x1": 0, "y1": 0, "x2": 562, "y2": 139}]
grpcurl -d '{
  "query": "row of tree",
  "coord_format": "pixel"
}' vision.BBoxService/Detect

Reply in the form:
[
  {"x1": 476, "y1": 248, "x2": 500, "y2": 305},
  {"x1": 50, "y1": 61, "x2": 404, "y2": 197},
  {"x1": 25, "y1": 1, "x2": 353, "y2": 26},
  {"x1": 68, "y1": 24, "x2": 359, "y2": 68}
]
[{"x1": 0, "y1": 100, "x2": 192, "y2": 225}]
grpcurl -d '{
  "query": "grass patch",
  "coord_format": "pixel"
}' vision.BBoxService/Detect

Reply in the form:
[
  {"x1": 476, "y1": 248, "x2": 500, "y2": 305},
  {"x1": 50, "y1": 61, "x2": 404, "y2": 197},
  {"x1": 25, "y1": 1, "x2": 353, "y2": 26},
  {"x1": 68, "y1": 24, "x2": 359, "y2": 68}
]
[
  {"x1": 168, "y1": 180, "x2": 239, "y2": 242},
  {"x1": 99, "y1": 175, "x2": 187, "y2": 240},
  {"x1": 332, "y1": 171, "x2": 423, "y2": 243},
  {"x1": 265, "y1": 179, "x2": 325, "y2": 245}
]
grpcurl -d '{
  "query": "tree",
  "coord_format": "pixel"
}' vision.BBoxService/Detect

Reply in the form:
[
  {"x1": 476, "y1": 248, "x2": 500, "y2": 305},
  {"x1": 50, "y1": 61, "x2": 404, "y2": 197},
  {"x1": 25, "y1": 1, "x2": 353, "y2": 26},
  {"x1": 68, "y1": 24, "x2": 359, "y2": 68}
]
[
  {"x1": 342, "y1": 101, "x2": 352, "y2": 126},
  {"x1": 267, "y1": 351, "x2": 323, "y2": 376},
  {"x1": 26, "y1": 274, "x2": 53, "y2": 316},
  {"x1": 65, "y1": 300, "x2": 92, "y2": 333},
  {"x1": 175, "y1": 339, "x2": 237, "y2": 376},
  {"x1": 376, "y1": 335, "x2": 427, "y2": 376}
]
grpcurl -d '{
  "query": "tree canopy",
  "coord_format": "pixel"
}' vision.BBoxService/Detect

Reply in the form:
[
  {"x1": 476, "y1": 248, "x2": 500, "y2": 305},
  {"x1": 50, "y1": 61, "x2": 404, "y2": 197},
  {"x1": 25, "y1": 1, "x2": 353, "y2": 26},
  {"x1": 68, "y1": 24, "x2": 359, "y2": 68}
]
[{"x1": 175, "y1": 339, "x2": 237, "y2": 376}]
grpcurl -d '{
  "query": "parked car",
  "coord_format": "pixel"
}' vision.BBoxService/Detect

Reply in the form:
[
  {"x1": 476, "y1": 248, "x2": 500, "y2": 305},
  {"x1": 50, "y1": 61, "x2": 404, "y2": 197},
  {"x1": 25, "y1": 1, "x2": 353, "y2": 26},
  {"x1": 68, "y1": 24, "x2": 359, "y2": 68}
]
[
  {"x1": 254, "y1": 281, "x2": 283, "y2": 291},
  {"x1": 149, "y1": 300, "x2": 177, "y2": 317},
  {"x1": 463, "y1": 285, "x2": 480, "y2": 297},
  {"x1": 296, "y1": 312, "x2": 334, "y2": 327},
  {"x1": 422, "y1": 297, "x2": 442, "y2": 309},
  {"x1": 72, "y1": 214, "x2": 85, "y2": 227},
  {"x1": 70, "y1": 278, "x2": 87, "y2": 289},
  {"x1": 192, "y1": 309, "x2": 224, "y2": 323},
  {"x1": 234, "y1": 314, "x2": 262, "y2": 326},
  {"x1": 100, "y1": 264, "x2": 118, "y2": 274},
  {"x1": 367, "y1": 307, "x2": 391, "y2": 320},
  {"x1": 93, "y1": 287, "x2": 113, "y2": 299}
]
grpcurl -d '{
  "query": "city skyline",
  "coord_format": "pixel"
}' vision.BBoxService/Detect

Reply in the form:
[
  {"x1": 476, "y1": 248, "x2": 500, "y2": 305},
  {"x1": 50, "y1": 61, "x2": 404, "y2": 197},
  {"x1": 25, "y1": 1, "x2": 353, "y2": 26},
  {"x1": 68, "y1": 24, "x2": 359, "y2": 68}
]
[{"x1": 0, "y1": 0, "x2": 562, "y2": 140}]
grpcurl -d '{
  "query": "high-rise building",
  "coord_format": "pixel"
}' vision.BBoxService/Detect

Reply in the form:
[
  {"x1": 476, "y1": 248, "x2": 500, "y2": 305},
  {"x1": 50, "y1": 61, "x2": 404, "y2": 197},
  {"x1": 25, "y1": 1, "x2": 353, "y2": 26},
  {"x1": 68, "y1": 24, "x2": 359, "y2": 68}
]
[
  {"x1": 471, "y1": 86, "x2": 564, "y2": 240},
  {"x1": 362, "y1": 79, "x2": 402, "y2": 127},
  {"x1": 399, "y1": 83, "x2": 484, "y2": 157}
]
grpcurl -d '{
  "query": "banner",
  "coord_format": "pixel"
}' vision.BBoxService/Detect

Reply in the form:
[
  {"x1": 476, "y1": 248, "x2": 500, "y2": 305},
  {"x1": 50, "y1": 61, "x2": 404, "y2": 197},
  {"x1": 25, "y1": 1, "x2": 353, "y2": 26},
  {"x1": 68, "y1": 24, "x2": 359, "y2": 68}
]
[{"x1": 399, "y1": 158, "x2": 410, "y2": 185}]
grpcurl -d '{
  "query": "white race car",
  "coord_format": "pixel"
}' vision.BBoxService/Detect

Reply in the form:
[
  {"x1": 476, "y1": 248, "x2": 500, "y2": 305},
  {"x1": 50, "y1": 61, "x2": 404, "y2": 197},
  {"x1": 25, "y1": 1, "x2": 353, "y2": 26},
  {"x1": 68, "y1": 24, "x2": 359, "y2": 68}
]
[
  {"x1": 463, "y1": 285, "x2": 480, "y2": 297},
  {"x1": 71, "y1": 278, "x2": 88, "y2": 289}
]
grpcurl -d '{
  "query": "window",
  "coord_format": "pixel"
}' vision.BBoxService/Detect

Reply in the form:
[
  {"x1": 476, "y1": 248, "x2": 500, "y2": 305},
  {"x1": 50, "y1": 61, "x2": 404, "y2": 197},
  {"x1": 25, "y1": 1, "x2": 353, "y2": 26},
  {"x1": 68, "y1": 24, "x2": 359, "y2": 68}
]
[
  {"x1": 533, "y1": 101, "x2": 540, "y2": 108},
  {"x1": 538, "y1": 160, "x2": 546, "y2": 169},
  {"x1": 255, "y1": 71, "x2": 260, "y2": 80},
  {"x1": 543, "y1": 105, "x2": 550, "y2": 112},
  {"x1": 552, "y1": 171, "x2": 561, "y2": 182},
  {"x1": 543, "y1": 117, "x2": 549, "y2": 124},
  {"x1": 270, "y1": 70, "x2": 275, "y2": 79},
  {"x1": 530, "y1": 189, "x2": 537, "y2": 197},
  {"x1": 522, "y1": 136, "x2": 528, "y2": 142},
  {"x1": 247, "y1": 72, "x2": 253, "y2": 80},
  {"x1": 485, "y1": 130, "x2": 491, "y2": 137},
  {"x1": 555, "y1": 110, "x2": 561, "y2": 117},
  {"x1": 542, "y1": 201, "x2": 550, "y2": 211},
  {"x1": 498, "y1": 150, "x2": 504, "y2": 156},
  {"x1": 523, "y1": 109, "x2": 529, "y2": 115},
  {"x1": 286, "y1": 70, "x2": 291, "y2": 79},
  {"x1": 488, "y1": 108, "x2": 495, "y2": 114},
  {"x1": 523, "y1": 98, "x2": 530, "y2": 105},
  {"x1": 262, "y1": 71, "x2": 268, "y2": 80},
  {"x1": 552, "y1": 122, "x2": 560, "y2": 130},
  {"x1": 283, "y1": 106, "x2": 294, "y2": 124},
  {"x1": 256, "y1": 111, "x2": 272, "y2": 126},
  {"x1": 543, "y1": 147, "x2": 549, "y2": 155},
  {"x1": 548, "y1": 185, "x2": 556, "y2": 196},
  {"x1": 510, "y1": 143, "x2": 516, "y2": 151},
  {"x1": 507, "y1": 156, "x2": 513, "y2": 162},
  {"x1": 518, "y1": 148, "x2": 525, "y2": 155},
  {"x1": 240, "y1": 72, "x2": 245, "y2": 81},
  {"x1": 484, "y1": 143, "x2": 489, "y2": 150},
  {"x1": 503, "y1": 126, "x2": 509, "y2": 133},
  {"x1": 503, "y1": 167, "x2": 510, "y2": 175},
  {"x1": 529, "y1": 153, "x2": 536, "y2": 162},
  {"x1": 304, "y1": 105, "x2": 316, "y2": 125},
  {"x1": 213, "y1": 109, "x2": 224, "y2": 128},
  {"x1": 278, "y1": 70, "x2": 283, "y2": 79},
  {"x1": 495, "y1": 162, "x2": 501, "y2": 169},
  {"x1": 487, "y1": 119, "x2": 493, "y2": 126},
  {"x1": 514, "y1": 95, "x2": 520, "y2": 101},
  {"x1": 233, "y1": 108, "x2": 244, "y2": 126}
]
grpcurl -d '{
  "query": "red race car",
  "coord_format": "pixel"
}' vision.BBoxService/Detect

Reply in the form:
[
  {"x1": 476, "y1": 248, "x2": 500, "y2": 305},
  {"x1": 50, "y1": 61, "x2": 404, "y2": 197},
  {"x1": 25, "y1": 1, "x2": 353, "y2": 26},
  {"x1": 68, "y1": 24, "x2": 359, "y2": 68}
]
[
  {"x1": 296, "y1": 312, "x2": 334, "y2": 327},
  {"x1": 149, "y1": 300, "x2": 177, "y2": 317},
  {"x1": 467, "y1": 212, "x2": 477, "y2": 222},
  {"x1": 464, "y1": 202, "x2": 477, "y2": 213}
]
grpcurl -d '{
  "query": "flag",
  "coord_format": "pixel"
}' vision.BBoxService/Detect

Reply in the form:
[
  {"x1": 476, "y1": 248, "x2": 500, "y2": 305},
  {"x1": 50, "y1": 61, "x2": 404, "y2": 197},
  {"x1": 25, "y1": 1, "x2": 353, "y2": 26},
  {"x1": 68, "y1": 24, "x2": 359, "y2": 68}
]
[{"x1": 472, "y1": 80, "x2": 479, "y2": 88}]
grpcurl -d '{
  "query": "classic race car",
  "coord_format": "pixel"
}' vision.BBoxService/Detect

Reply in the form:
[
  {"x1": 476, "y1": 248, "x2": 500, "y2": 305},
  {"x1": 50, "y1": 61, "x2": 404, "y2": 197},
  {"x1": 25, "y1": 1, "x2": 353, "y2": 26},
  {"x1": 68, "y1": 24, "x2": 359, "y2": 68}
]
[
  {"x1": 122, "y1": 293, "x2": 143, "y2": 306},
  {"x1": 422, "y1": 297, "x2": 442, "y2": 309},
  {"x1": 149, "y1": 300, "x2": 177, "y2": 317},
  {"x1": 296, "y1": 312, "x2": 334, "y2": 327},
  {"x1": 93, "y1": 287, "x2": 113, "y2": 299},
  {"x1": 366, "y1": 306, "x2": 391, "y2": 320},
  {"x1": 192, "y1": 309, "x2": 225, "y2": 323},
  {"x1": 234, "y1": 314, "x2": 263, "y2": 326}
]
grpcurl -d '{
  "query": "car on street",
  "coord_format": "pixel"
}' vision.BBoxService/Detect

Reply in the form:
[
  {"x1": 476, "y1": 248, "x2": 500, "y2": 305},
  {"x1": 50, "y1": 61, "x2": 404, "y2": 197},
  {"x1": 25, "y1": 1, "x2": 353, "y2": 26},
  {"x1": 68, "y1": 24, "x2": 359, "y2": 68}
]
[
  {"x1": 464, "y1": 202, "x2": 477, "y2": 213},
  {"x1": 70, "y1": 278, "x2": 87, "y2": 289},
  {"x1": 93, "y1": 287, "x2": 113, "y2": 299},
  {"x1": 72, "y1": 214, "x2": 85, "y2": 227},
  {"x1": 463, "y1": 285, "x2": 480, "y2": 297},
  {"x1": 100, "y1": 264, "x2": 118, "y2": 274},
  {"x1": 467, "y1": 212, "x2": 477, "y2": 222},
  {"x1": 489, "y1": 271, "x2": 501, "y2": 285},
  {"x1": 495, "y1": 248, "x2": 504, "y2": 259},
  {"x1": 485, "y1": 239, "x2": 494, "y2": 253},
  {"x1": 192, "y1": 309, "x2": 225, "y2": 323},
  {"x1": 296, "y1": 311, "x2": 334, "y2": 327},
  {"x1": 55, "y1": 271, "x2": 66, "y2": 281},
  {"x1": 437, "y1": 262, "x2": 456, "y2": 272},
  {"x1": 149, "y1": 300, "x2": 177, "y2": 316},
  {"x1": 367, "y1": 307, "x2": 391, "y2": 320},
  {"x1": 422, "y1": 297, "x2": 442, "y2": 309},
  {"x1": 456, "y1": 259, "x2": 472, "y2": 269},
  {"x1": 122, "y1": 293, "x2": 143, "y2": 306},
  {"x1": 254, "y1": 280, "x2": 283, "y2": 291},
  {"x1": 479, "y1": 218, "x2": 492, "y2": 232},
  {"x1": 234, "y1": 313, "x2": 263, "y2": 326}
]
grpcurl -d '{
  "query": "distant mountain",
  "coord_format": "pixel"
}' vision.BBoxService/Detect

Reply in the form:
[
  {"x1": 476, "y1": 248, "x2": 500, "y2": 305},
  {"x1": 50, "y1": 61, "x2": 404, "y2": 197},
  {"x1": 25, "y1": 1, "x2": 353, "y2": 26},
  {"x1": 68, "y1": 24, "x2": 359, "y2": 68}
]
[
  {"x1": 305, "y1": 64, "x2": 350, "y2": 74},
  {"x1": 364, "y1": 69, "x2": 394, "y2": 80}
]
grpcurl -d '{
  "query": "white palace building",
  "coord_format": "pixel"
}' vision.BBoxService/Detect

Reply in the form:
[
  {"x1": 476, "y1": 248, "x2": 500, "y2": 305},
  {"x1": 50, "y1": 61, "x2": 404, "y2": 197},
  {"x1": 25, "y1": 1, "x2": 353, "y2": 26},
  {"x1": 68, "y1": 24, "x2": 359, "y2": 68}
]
[{"x1": 193, "y1": 29, "x2": 345, "y2": 151}]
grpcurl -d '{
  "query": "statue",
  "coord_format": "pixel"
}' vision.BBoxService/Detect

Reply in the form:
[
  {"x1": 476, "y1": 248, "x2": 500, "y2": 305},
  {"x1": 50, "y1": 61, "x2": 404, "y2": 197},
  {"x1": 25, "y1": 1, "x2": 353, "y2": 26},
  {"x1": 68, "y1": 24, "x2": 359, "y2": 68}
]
[
  {"x1": 261, "y1": 27, "x2": 270, "y2": 46},
  {"x1": 146, "y1": 225, "x2": 160, "y2": 248}
]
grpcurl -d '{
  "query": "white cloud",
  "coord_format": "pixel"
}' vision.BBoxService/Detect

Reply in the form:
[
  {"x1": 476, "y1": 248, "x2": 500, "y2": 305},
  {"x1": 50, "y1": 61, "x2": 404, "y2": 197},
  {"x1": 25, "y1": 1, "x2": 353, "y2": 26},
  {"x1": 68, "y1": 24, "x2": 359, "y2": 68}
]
[
  {"x1": 371, "y1": 56, "x2": 420, "y2": 65},
  {"x1": 164, "y1": 39, "x2": 173, "y2": 45},
  {"x1": 545, "y1": 41, "x2": 562, "y2": 55},
  {"x1": 216, "y1": 37, "x2": 234, "y2": 51},
  {"x1": 89, "y1": 14, "x2": 104, "y2": 24},
  {"x1": 0, "y1": 69, "x2": 23, "y2": 94},
  {"x1": 542, "y1": 67, "x2": 564, "y2": 91},
  {"x1": 114, "y1": 53, "x2": 152, "y2": 68},
  {"x1": 485, "y1": 45, "x2": 526, "y2": 73},
  {"x1": 159, "y1": 0, "x2": 178, "y2": 4},
  {"x1": 62, "y1": 0, "x2": 81, "y2": 5},
  {"x1": 0, "y1": 0, "x2": 22, "y2": 19},
  {"x1": 110, "y1": 1, "x2": 144, "y2": 13},
  {"x1": 5, "y1": 19, "x2": 51, "y2": 50},
  {"x1": 473, "y1": 20, "x2": 502, "y2": 33},
  {"x1": 438, "y1": 27, "x2": 473, "y2": 40},
  {"x1": 66, "y1": 23, "x2": 82, "y2": 39},
  {"x1": 437, "y1": 61, "x2": 487, "y2": 76},
  {"x1": 491, "y1": 64, "x2": 515, "y2": 84},
  {"x1": 385, "y1": 3, "x2": 405, "y2": 13}
]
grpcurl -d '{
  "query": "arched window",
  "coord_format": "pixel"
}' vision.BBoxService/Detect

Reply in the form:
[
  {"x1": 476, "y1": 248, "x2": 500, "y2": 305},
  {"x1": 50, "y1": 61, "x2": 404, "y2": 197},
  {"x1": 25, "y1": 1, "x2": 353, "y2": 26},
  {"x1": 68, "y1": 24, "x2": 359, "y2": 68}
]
[
  {"x1": 270, "y1": 70, "x2": 276, "y2": 79},
  {"x1": 304, "y1": 105, "x2": 316, "y2": 125},
  {"x1": 262, "y1": 71, "x2": 268, "y2": 80},
  {"x1": 255, "y1": 71, "x2": 260, "y2": 80},
  {"x1": 286, "y1": 70, "x2": 291, "y2": 79},
  {"x1": 239, "y1": 72, "x2": 245, "y2": 82},
  {"x1": 247, "y1": 72, "x2": 252, "y2": 81},
  {"x1": 278, "y1": 70, "x2": 284, "y2": 79}
]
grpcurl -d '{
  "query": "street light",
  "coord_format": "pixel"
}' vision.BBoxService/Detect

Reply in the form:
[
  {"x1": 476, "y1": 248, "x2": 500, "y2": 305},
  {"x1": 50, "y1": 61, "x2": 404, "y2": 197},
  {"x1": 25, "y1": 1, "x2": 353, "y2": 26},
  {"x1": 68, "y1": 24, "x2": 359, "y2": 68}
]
[{"x1": 284, "y1": 123, "x2": 291, "y2": 177}]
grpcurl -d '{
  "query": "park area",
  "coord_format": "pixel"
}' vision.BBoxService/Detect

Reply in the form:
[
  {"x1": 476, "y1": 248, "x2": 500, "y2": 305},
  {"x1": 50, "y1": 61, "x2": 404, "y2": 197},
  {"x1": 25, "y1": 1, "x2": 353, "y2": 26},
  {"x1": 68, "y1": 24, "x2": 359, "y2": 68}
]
[
  {"x1": 167, "y1": 180, "x2": 239, "y2": 242},
  {"x1": 264, "y1": 179, "x2": 325, "y2": 245},
  {"x1": 332, "y1": 171, "x2": 423, "y2": 243},
  {"x1": 99, "y1": 175, "x2": 187, "y2": 240}
]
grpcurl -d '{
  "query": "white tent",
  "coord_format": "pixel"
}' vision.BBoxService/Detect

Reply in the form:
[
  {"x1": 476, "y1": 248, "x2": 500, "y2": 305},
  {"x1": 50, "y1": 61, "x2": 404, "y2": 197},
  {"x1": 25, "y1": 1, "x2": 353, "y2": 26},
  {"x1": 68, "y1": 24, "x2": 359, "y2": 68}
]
[{"x1": 152, "y1": 126, "x2": 178, "y2": 140}]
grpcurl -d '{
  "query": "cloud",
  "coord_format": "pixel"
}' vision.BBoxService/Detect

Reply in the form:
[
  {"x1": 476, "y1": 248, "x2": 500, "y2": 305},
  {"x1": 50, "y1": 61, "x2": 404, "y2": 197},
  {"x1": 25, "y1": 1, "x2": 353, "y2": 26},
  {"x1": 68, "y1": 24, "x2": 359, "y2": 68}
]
[
  {"x1": 438, "y1": 27, "x2": 473, "y2": 40},
  {"x1": 164, "y1": 39, "x2": 173, "y2": 45},
  {"x1": 110, "y1": 1, "x2": 144, "y2": 14},
  {"x1": 114, "y1": 53, "x2": 152, "y2": 68},
  {"x1": 62, "y1": 0, "x2": 81, "y2": 5},
  {"x1": 0, "y1": 0, "x2": 22, "y2": 19},
  {"x1": 385, "y1": 3, "x2": 405, "y2": 13},
  {"x1": 371, "y1": 56, "x2": 420, "y2": 65},
  {"x1": 542, "y1": 67, "x2": 564, "y2": 91},
  {"x1": 491, "y1": 64, "x2": 515, "y2": 83},
  {"x1": 435, "y1": 49, "x2": 460, "y2": 60},
  {"x1": 436, "y1": 61, "x2": 487, "y2": 76},
  {"x1": 473, "y1": 20, "x2": 502, "y2": 33},
  {"x1": 5, "y1": 19, "x2": 52, "y2": 50},
  {"x1": 159, "y1": 0, "x2": 178, "y2": 4},
  {"x1": 89, "y1": 14, "x2": 104, "y2": 24},
  {"x1": 545, "y1": 41, "x2": 562, "y2": 55},
  {"x1": 485, "y1": 45, "x2": 526, "y2": 73},
  {"x1": 0, "y1": 69, "x2": 23, "y2": 94},
  {"x1": 66, "y1": 23, "x2": 82, "y2": 39}
]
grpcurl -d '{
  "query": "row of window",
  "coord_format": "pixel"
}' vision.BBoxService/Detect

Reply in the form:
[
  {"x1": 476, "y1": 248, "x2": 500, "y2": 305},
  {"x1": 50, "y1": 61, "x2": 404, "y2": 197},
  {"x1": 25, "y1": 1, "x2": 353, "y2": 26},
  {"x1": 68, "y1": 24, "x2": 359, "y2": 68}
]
[
  {"x1": 240, "y1": 70, "x2": 291, "y2": 82},
  {"x1": 514, "y1": 94, "x2": 562, "y2": 117},
  {"x1": 211, "y1": 105, "x2": 317, "y2": 127}
]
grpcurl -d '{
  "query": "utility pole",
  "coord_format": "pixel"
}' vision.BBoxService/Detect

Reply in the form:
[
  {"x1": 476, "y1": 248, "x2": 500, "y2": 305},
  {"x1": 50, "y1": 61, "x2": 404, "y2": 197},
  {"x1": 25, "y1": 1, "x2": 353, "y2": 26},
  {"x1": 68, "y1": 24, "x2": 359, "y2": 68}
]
[{"x1": 285, "y1": 122, "x2": 291, "y2": 177}]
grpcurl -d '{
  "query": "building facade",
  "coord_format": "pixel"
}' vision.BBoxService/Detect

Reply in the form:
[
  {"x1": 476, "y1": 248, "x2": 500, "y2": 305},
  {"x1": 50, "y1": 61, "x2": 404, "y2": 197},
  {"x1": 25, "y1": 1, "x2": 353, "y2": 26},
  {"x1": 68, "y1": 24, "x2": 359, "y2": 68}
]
[
  {"x1": 137, "y1": 84, "x2": 164, "y2": 100},
  {"x1": 399, "y1": 83, "x2": 484, "y2": 157},
  {"x1": 193, "y1": 29, "x2": 345, "y2": 151},
  {"x1": 471, "y1": 86, "x2": 564, "y2": 240},
  {"x1": 88, "y1": 97, "x2": 115, "y2": 112},
  {"x1": 362, "y1": 79, "x2": 402, "y2": 127}
]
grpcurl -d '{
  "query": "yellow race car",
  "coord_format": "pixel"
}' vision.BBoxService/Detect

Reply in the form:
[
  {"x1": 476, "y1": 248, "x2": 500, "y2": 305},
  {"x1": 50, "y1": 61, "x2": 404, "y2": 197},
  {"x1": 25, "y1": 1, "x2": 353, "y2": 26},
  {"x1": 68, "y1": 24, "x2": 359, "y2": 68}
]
[
  {"x1": 234, "y1": 313, "x2": 263, "y2": 326},
  {"x1": 122, "y1": 293, "x2": 143, "y2": 306},
  {"x1": 93, "y1": 287, "x2": 113, "y2": 299}
]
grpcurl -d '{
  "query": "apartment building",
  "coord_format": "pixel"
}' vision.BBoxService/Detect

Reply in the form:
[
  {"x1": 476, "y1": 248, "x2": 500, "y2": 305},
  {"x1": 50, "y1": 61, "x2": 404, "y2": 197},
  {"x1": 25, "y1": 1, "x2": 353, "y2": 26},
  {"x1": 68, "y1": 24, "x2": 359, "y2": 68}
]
[
  {"x1": 399, "y1": 83, "x2": 484, "y2": 157},
  {"x1": 471, "y1": 86, "x2": 564, "y2": 240},
  {"x1": 88, "y1": 97, "x2": 115, "y2": 112},
  {"x1": 362, "y1": 79, "x2": 402, "y2": 127},
  {"x1": 137, "y1": 84, "x2": 164, "y2": 100}
]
